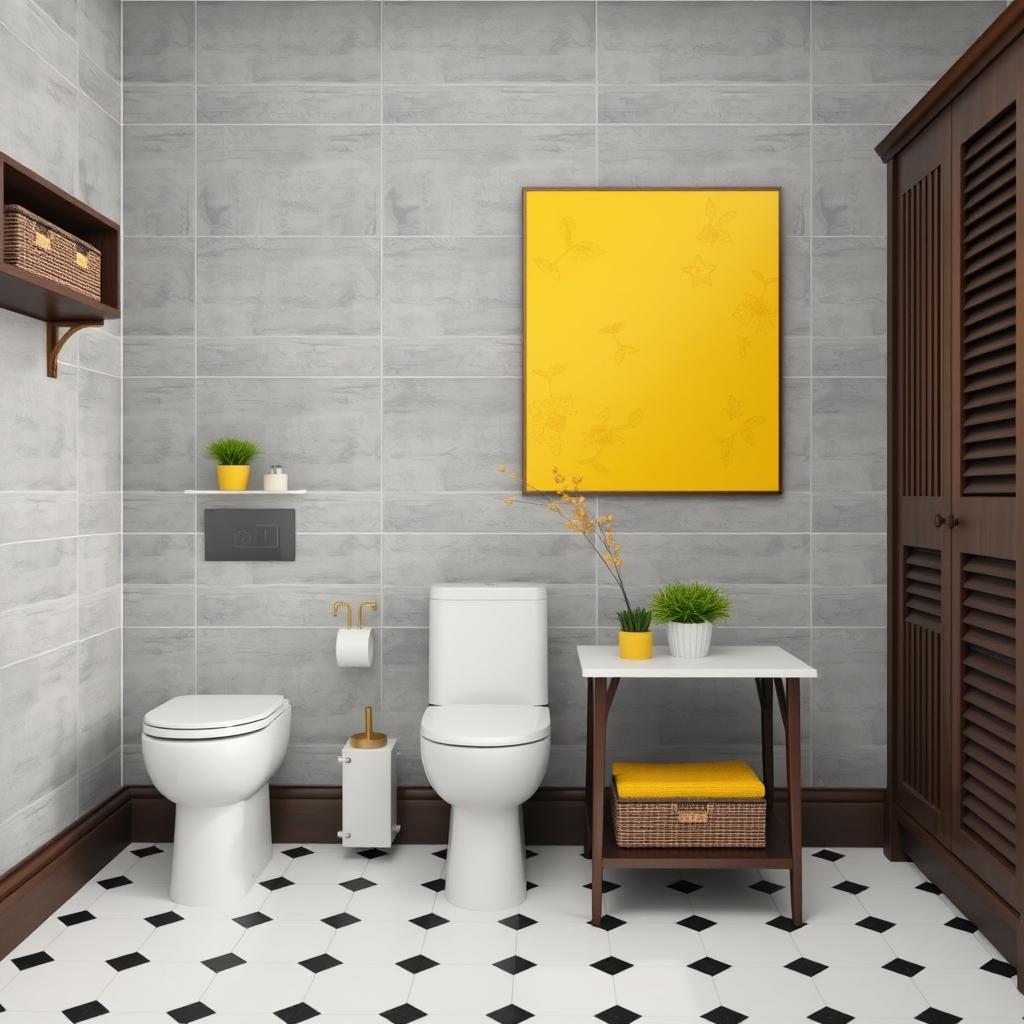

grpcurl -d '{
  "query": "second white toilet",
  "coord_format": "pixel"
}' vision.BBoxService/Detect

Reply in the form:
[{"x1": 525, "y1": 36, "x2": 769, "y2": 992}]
[{"x1": 420, "y1": 584, "x2": 550, "y2": 910}]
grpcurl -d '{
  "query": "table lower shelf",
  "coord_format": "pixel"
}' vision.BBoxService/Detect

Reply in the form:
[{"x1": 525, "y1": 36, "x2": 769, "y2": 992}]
[{"x1": 589, "y1": 797, "x2": 795, "y2": 870}]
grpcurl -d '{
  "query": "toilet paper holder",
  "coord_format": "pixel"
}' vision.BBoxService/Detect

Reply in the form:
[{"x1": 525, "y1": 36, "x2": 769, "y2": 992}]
[{"x1": 332, "y1": 600, "x2": 379, "y2": 629}]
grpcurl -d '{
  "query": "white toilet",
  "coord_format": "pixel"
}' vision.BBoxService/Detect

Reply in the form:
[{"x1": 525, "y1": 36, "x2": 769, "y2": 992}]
[
  {"x1": 142, "y1": 694, "x2": 291, "y2": 905},
  {"x1": 420, "y1": 584, "x2": 551, "y2": 910}
]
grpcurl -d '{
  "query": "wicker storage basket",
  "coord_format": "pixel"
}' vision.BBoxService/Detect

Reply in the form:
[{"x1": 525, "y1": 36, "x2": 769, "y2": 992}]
[
  {"x1": 3, "y1": 204, "x2": 101, "y2": 302},
  {"x1": 612, "y1": 779, "x2": 766, "y2": 848}
]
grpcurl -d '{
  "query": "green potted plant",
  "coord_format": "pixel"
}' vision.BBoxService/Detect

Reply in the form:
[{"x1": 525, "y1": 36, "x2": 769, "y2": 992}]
[
  {"x1": 205, "y1": 437, "x2": 261, "y2": 491},
  {"x1": 651, "y1": 580, "x2": 731, "y2": 658}
]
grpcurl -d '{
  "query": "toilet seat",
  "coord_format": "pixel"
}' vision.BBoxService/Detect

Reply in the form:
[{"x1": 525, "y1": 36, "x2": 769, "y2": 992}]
[
  {"x1": 421, "y1": 704, "x2": 550, "y2": 747},
  {"x1": 143, "y1": 695, "x2": 289, "y2": 740}
]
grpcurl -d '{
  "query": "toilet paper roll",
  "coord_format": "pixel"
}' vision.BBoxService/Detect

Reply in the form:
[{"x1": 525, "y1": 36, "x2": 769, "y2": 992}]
[{"x1": 336, "y1": 627, "x2": 374, "y2": 668}]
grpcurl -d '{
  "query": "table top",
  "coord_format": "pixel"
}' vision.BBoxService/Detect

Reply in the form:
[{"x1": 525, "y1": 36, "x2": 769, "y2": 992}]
[{"x1": 577, "y1": 645, "x2": 818, "y2": 679}]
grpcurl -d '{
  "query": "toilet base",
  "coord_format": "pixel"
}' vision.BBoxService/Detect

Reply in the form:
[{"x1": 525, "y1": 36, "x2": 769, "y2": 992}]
[
  {"x1": 170, "y1": 784, "x2": 272, "y2": 905},
  {"x1": 444, "y1": 806, "x2": 527, "y2": 910}
]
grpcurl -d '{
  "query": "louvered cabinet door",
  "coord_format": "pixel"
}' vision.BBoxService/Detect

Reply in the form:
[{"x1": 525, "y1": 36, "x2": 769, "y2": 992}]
[
  {"x1": 949, "y1": 51, "x2": 1021, "y2": 909},
  {"x1": 891, "y1": 113, "x2": 954, "y2": 839}
]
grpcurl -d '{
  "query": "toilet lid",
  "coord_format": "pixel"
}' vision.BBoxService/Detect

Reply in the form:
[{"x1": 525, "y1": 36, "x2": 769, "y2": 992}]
[
  {"x1": 421, "y1": 704, "x2": 550, "y2": 747},
  {"x1": 143, "y1": 695, "x2": 288, "y2": 739}
]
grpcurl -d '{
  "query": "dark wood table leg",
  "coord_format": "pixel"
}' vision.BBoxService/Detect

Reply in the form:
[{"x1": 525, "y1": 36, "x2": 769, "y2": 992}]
[
  {"x1": 756, "y1": 679, "x2": 774, "y2": 809},
  {"x1": 590, "y1": 677, "x2": 608, "y2": 925},
  {"x1": 583, "y1": 680, "x2": 594, "y2": 858},
  {"x1": 785, "y1": 677, "x2": 803, "y2": 927}
]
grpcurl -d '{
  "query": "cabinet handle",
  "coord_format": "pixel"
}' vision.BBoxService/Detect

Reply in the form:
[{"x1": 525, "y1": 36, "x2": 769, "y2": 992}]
[
  {"x1": 949, "y1": 515, "x2": 960, "y2": 529},
  {"x1": 934, "y1": 514, "x2": 947, "y2": 528}
]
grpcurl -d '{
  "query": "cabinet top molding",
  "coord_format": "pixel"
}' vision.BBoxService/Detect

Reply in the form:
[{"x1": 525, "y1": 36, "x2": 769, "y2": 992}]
[{"x1": 876, "y1": 0, "x2": 1024, "y2": 163}]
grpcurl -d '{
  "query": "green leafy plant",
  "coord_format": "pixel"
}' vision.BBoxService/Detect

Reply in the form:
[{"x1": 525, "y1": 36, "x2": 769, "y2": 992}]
[
  {"x1": 651, "y1": 581, "x2": 731, "y2": 625},
  {"x1": 617, "y1": 606, "x2": 652, "y2": 633},
  {"x1": 205, "y1": 437, "x2": 262, "y2": 466}
]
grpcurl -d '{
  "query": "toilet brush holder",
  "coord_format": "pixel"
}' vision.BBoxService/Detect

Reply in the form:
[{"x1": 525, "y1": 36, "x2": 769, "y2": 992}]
[{"x1": 338, "y1": 708, "x2": 399, "y2": 849}]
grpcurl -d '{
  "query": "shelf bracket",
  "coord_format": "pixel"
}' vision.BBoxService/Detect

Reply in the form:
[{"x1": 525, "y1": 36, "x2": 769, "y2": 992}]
[{"x1": 46, "y1": 322, "x2": 100, "y2": 378}]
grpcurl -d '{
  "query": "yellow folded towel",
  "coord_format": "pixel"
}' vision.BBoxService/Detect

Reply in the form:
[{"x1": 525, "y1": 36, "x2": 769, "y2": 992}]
[{"x1": 612, "y1": 760, "x2": 766, "y2": 800}]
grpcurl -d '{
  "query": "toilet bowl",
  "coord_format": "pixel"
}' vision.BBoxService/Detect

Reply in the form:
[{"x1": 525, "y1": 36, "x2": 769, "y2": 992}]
[
  {"x1": 421, "y1": 584, "x2": 550, "y2": 910},
  {"x1": 142, "y1": 694, "x2": 291, "y2": 905}
]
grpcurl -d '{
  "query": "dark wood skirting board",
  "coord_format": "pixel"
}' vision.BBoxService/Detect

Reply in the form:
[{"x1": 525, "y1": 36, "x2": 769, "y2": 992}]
[
  {"x1": 0, "y1": 788, "x2": 130, "y2": 959},
  {"x1": 0, "y1": 785, "x2": 884, "y2": 959},
  {"x1": 129, "y1": 784, "x2": 883, "y2": 847}
]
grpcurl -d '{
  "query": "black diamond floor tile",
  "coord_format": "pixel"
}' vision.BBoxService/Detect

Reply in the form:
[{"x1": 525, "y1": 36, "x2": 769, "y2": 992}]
[
  {"x1": 107, "y1": 952, "x2": 149, "y2": 972},
  {"x1": 411, "y1": 913, "x2": 450, "y2": 930},
  {"x1": 596, "y1": 1007, "x2": 641, "y2": 1024},
  {"x1": 499, "y1": 914, "x2": 537, "y2": 931},
  {"x1": 701, "y1": 1008, "x2": 747, "y2": 1024},
  {"x1": 833, "y1": 880, "x2": 868, "y2": 895},
  {"x1": 678, "y1": 914, "x2": 716, "y2": 932},
  {"x1": 766, "y1": 916, "x2": 799, "y2": 932},
  {"x1": 145, "y1": 911, "x2": 184, "y2": 928},
  {"x1": 808, "y1": 1009, "x2": 854, "y2": 1024},
  {"x1": 63, "y1": 1001, "x2": 108, "y2": 1022},
  {"x1": 813, "y1": 849, "x2": 845, "y2": 862},
  {"x1": 856, "y1": 915, "x2": 895, "y2": 933},
  {"x1": 358, "y1": 848, "x2": 387, "y2": 860},
  {"x1": 261, "y1": 876, "x2": 294, "y2": 891},
  {"x1": 883, "y1": 957, "x2": 924, "y2": 978},
  {"x1": 321, "y1": 912, "x2": 359, "y2": 929},
  {"x1": 421, "y1": 878, "x2": 445, "y2": 892},
  {"x1": 381, "y1": 1004, "x2": 427, "y2": 1024},
  {"x1": 202, "y1": 952, "x2": 245, "y2": 972},
  {"x1": 234, "y1": 911, "x2": 272, "y2": 928},
  {"x1": 282, "y1": 846, "x2": 314, "y2": 859},
  {"x1": 488, "y1": 1006, "x2": 533, "y2": 1024},
  {"x1": 944, "y1": 916, "x2": 977, "y2": 933},
  {"x1": 130, "y1": 845, "x2": 162, "y2": 858},
  {"x1": 525, "y1": 849, "x2": 538, "y2": 858},
  {"x1": 980, "y1": 958, "x2": 1015, "y2": 978},
  {"x1": 785, "y1": 957, "x2": 827, "y2": 977},
  {"x1": 595, "y1": 914, "x2": 626, "y2": 931},
  {"x1": 526, "y1": 881, "x2": 537, "y2": 890},
  {"x1": 591, "y1": 956, "x2": 632, "y2": 976},
  {"x1": 340, "y1": 876, "x2": 376, "y2": 892},
  {"x1": 13, "y1": 951, "x2": 53, "y2": 970},
  {"x1": 917, "y1": 881, "x2": 942, "y2": 895},
  {"x1": 397, "y1": 954, "x2": 439, "y2": 974},
  {"x1": 688, "y1": 956, "x2": 730, "y2": 977},
  {"x1": 668, "y1": 878, "x2": 703, "y2": 894},
  {"x1": 168, "y1": 1002, "x2": 215, "y2": 1023},
  {"x1": 493, "y1": 955, "x2": 536, "y2": 975},
  {"x1": 583, "y1": 879, "x2": 621, "y2": 893},
  {"x1": 299, "y1": 953, "x2": 341, "y2": 974},
  {"x1": 97, "y1": 876, "x2": 132, "y2": 890},
  {"x1": 749, "y1": 879, "x2": 783, "y2": 895},
  {"x1": 58, "y1": 910, "x2": 96, "y2": 927},
  {"x1": 431, "y1": 849, "x2": 448, "y2": 860},
  {"x1": 916, "y1": 1009, "x2": 963, "y2": 1024},
  {"x1": 275, "y1": 1003, "x2": 319, "y2": 1024}
]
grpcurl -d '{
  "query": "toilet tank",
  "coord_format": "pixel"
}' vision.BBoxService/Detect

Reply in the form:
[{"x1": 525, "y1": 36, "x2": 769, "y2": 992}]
[{"x1": 429, "y1": 584, "x2": 548, "y2": 705}]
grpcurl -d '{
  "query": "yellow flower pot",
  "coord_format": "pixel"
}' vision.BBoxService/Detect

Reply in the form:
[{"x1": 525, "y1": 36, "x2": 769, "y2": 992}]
[
  {"x1": 217, "y1": 465, "x2": 251, "y2": 491},
  {"x1": 618, "y1": 630, "x2": 653, "y2": 660}
]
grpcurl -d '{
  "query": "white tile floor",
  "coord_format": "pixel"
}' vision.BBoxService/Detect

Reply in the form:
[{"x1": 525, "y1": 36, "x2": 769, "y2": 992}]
[{"x1": 1, "y1": 843, "x2": 1021, "y2": 1023}]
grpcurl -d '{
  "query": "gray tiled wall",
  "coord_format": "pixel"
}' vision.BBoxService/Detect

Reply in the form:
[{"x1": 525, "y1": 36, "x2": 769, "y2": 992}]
[
  {"x1": 0, "y1": 0, "x2": 122, "y2": 874},
  {"x1": 121, "y1": 0, "x2": 1003, "y2": 792}
]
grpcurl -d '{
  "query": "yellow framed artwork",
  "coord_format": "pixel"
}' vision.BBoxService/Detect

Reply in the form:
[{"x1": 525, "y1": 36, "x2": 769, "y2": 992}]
[{"x1": 523, "y1": 188, "x2": 781, "y2": 494}]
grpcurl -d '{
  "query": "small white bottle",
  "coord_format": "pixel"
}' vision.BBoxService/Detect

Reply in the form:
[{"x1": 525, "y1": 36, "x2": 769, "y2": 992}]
[{"x1": 263, "y1": 465, "x2": 288, "y2": 491}]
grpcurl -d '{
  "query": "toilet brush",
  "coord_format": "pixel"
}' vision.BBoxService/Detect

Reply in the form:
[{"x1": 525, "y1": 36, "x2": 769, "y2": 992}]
[{"x1": 350, "y1": 705, "x2": 387, "y2": 749}]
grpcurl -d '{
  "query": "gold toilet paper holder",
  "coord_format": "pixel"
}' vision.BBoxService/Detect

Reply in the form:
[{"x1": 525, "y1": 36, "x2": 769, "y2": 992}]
[
  {"x1": 332, "y1": 600, "x2": 379, "y2": 629},
  {"x1": 350, "y1": 705, "x2": 387, "y2": 749}
]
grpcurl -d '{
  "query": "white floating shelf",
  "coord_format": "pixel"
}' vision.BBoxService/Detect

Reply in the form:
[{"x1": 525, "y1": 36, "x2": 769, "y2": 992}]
[{"x1": 184, "y1": 489, "x2": 308, "y2": 495}]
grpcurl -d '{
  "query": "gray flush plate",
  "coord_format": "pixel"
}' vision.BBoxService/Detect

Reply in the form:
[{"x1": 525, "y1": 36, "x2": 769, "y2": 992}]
[{"x1": 204, "y1": 508, "x2": 296, "y2": 561}]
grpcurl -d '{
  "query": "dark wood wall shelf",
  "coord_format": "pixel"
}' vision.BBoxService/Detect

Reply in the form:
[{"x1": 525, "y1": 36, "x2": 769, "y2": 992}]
[{"x1": 0, "y1": 151, "x2": 120, "y2": 377}]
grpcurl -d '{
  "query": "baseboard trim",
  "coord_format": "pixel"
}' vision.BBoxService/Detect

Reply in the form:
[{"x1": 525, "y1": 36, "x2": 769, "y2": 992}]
[
  {"x1": 130, "y1": 784, "x2": 885, "y2": 847},
  {"x1": 0, "y1": 784, "x2": 884, "y2": 958},
  {"x1": 0, "y1": 788, "x2": 131, "y2": 959}
]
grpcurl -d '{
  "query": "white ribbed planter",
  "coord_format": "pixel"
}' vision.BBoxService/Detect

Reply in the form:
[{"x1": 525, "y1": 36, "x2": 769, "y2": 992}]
[{"x1": 666, "y1": 622, "x2": 713, "y2": 658}]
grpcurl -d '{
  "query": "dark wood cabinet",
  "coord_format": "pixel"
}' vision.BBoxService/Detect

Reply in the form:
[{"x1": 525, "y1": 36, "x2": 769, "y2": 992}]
[{"x1": 878, "y1": 0, "x2": 1023, "y2": 978}]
